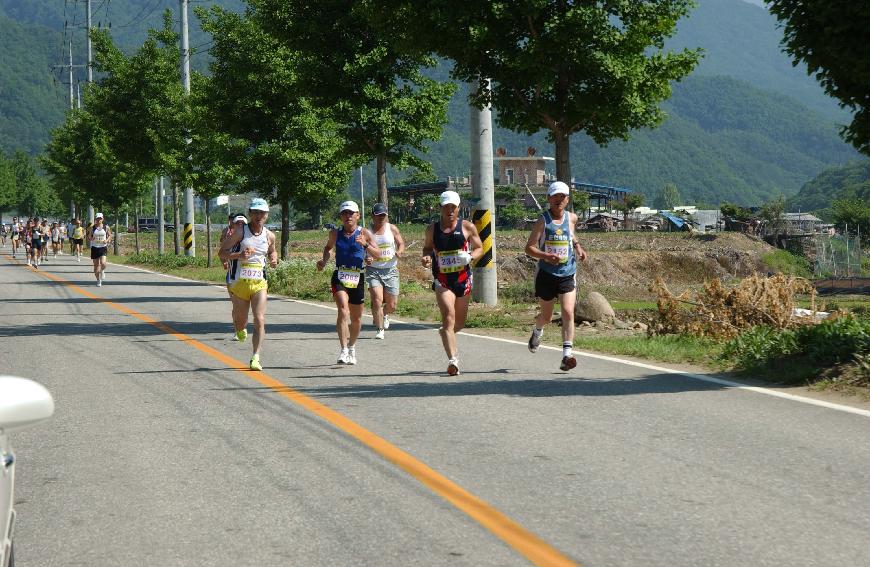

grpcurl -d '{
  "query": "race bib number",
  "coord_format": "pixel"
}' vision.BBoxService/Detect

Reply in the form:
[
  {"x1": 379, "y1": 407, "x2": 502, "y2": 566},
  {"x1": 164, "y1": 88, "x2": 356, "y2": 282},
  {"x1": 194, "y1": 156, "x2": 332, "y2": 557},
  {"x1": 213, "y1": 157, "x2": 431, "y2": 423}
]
[
  {"x1": 240, "y1": 262, "x2": 264, "y2": 281},
  {"x1": 437, "y1": 249, "x2": 464, "y2": 273},
  {"x1": 92, "y1": 234, "x2": 107, "y2": 246},
  {"x1": 544, "y1": 240, "x2": 570, "y2": 263},
  {"x1": 338, "y1": 268, "x2": 362, "y2": 289},
  {"x1": 377, "y1": 243, "x2": 395, "y2": 262}
]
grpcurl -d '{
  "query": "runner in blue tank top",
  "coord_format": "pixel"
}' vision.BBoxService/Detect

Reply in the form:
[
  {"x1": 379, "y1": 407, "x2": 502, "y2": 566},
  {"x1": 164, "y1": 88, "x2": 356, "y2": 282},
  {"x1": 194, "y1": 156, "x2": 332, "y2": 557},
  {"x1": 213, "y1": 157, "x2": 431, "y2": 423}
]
[
  {"x1": 525, "y1": 181, "x2": 588, "y2": 371},
  {"x1": 317, "y1": 201, "x2": 379, "y2": 365}
]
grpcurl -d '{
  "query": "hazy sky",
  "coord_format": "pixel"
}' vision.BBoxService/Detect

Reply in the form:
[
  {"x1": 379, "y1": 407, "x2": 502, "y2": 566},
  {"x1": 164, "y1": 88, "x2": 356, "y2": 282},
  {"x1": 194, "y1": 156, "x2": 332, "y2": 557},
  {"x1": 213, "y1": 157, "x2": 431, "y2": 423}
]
[{"x1": 742, "y1": 0, "x2": 767, "y2": 8}]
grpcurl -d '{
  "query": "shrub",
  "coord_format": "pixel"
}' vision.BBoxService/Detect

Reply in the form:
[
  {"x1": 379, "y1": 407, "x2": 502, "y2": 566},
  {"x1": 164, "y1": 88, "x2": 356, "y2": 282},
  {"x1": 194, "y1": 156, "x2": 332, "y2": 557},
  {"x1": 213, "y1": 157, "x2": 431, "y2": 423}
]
[
  {"x1": 796, "y1": 314, "x2": 870, "y2": 366},
  {"x1": 268, "y1": 258, "x2": 331, "y2": 301},
  {"x1": 721, "y1": 326, "x2": 799, "y2": 369},
  {"x1": 126, "y1": 251, "x2": 208, "y2": 269}
]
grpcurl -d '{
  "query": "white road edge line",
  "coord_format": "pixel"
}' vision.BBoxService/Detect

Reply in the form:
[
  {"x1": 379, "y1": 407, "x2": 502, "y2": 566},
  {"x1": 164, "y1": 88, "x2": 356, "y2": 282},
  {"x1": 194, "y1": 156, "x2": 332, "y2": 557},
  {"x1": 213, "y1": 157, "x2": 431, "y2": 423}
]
[{"x1": 110, "y1": 261, "x2": 870, "y2": 419}]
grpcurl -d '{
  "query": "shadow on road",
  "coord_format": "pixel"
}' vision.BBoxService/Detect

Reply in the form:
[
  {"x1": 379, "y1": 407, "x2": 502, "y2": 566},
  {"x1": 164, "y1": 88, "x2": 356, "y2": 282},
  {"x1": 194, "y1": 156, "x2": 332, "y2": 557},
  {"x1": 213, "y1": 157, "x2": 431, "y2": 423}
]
[{"x1": 207, "y1": 373, "x2": 729, "y2": 398}]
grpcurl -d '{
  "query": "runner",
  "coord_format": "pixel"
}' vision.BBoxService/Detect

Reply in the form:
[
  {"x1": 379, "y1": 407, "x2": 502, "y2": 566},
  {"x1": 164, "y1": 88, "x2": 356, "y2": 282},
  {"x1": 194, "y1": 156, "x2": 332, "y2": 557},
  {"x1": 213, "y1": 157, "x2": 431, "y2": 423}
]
[
  {"x1": 420, "y1": 190, "x2": 483, "y2": 376},
  {"x1": 88, "y1": 213, "x2": 111, "y2": 286},
  {"x1": 71, "y1": 219, "x2": 85, "y2": 262},
  {"x1": 219, "y1": 213, "x2": 242, "y2": 272},
  {"x1": 10, "y1": 218, "x2": 20, "y2": 258},
  {"x1": 219, "y1": 198, "x2": 278, "y2": 371},
  {"x1": 27, "y1": 220, "x2": 42, "y2": 269},
  {"x1": 67, "y1": 218, "x2": 76, "y2": 255},
  {"x1": 0, "y1": 222, "x2": 6, "y2": 248},
  {"x1": 50, "y1": 222, "x2": 61, "y2": 258},
  {"x1": 316, "y1": 200, "x2": 379, "y2": 365},
  {"x1": 525, "y1": 181, "x2": 589, "y2": 371},
  {"x1": 39, "y1": 220, "x2": 49, "y2": 263},
  {"x1": 222, "y1": 213, "x2": 248, "y2": 340},
  {"x1": 365, "y1": 202, "x2": 405, "y2": 340}
]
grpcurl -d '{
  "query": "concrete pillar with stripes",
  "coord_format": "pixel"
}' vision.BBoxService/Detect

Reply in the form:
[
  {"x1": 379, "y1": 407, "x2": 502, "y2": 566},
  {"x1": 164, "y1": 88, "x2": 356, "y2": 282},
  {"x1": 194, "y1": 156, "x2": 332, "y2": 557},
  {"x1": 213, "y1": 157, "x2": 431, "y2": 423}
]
[{"x1": 469, "y1": 80, "x2": 497, "y2": 305}]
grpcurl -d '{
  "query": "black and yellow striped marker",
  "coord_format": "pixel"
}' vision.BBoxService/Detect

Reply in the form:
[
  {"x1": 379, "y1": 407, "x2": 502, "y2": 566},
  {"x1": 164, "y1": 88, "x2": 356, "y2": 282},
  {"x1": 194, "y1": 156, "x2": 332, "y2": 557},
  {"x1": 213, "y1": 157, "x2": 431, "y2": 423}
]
[
  {"x1": 472, "y1": 208, "x2": 493, "y2": 268},
  {"x1": 183, "y1": 223, "x2": 194, "y2": 252}
]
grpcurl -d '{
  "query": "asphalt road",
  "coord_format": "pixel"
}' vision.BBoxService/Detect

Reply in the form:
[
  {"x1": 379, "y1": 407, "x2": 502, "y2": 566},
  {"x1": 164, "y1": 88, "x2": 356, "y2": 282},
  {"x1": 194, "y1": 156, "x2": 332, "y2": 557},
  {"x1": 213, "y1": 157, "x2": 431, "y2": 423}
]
[{"x1": 2, "y1": 250, "x2": 870, "y2": 567}]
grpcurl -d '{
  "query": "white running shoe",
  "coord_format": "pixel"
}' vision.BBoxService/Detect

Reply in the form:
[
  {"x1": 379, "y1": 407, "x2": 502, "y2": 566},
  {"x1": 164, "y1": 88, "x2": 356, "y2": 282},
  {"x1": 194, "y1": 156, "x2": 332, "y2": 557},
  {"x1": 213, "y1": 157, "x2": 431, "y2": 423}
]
[
  {"x1": 96, "y1": 280, "x2": 102, "y2": 287},
  {"x1": 347, "y1": 346, "x2": 357, "y2": 365},
  {"x1": 77, "y1": 256, "x2": 81, "y2": 262},
  {"x1": 383, "y1": 315, "x2": 390, "y2": 330},
  {"x1": 447, "y1": 358, "x2": 460, "y2": 376},
  {"x1": 337, "y1": 348, "x2": 349, "y2": 364},
  {"x1": 374, "y1": 328, "x2": 385, "y2": 340}
]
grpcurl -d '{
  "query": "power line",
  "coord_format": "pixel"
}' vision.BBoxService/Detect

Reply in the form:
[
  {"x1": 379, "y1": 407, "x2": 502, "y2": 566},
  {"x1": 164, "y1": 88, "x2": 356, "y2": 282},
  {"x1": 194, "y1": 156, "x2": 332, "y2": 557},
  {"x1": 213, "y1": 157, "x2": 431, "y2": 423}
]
[{"x1": 116, "y1": 0, "x2": 163, "y2": 29}]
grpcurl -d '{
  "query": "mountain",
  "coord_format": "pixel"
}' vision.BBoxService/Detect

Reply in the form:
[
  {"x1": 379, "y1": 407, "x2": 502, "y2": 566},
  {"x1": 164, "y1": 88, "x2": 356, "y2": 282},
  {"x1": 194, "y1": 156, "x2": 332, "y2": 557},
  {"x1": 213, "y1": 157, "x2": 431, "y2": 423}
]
[
  {"x1": 0, "y1": 0, "x2": 859, "y2": 206},
  {"x1": 786, "y1": 161, "x2": 870, "y2": 213}
]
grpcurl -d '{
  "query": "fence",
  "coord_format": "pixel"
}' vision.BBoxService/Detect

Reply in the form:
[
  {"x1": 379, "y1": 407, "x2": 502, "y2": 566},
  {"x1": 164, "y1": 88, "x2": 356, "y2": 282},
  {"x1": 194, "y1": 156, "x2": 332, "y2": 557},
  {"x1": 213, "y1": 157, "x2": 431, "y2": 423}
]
[{"x1": 814, "y1": 232, "x2": 865, "y2": 277}]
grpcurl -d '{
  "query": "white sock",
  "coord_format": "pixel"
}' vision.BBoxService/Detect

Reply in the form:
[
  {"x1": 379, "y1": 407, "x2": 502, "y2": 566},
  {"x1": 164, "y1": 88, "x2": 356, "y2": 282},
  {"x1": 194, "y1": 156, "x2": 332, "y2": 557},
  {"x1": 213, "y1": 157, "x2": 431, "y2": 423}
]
[{"x1": 562, "y1": 342, "x2": 572, "y2": 358}]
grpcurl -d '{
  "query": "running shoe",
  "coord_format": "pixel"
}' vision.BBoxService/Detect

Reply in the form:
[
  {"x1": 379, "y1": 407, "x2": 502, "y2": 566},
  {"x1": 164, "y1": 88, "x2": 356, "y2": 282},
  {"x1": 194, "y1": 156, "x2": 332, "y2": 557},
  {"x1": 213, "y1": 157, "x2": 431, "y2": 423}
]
[
  {"x1": 337, "y1": 348, "x2": 349, "y2": 364},
  {"x1": 249, "y1": 354, "x2": 262, "y2": 371},
  {"x1": 528, "y1": 328, "x2": 542, "y2": 353},
  {"x1": 235, "y1": 328, "x2": 248, "y2": 343},
  {"x1": 374, "y1": 328, "x2": 385, "y2": 340},
  {"x1": 559, "y1": 355, "x2": 577, "y2": 371},
  {"x1": 96, "y1": 280, "x2": 101, "y2": 287},
  {"x1": 447, "y1": 358, "x2": 460, "y2": 376},
  {"x1": 77, "y1": 256, "x2": 81, "y2": 262},
  {"x1": 383, "y1": 315, "x2": 390, "y2": 330},
  {"x1": 347, "y1": 346, "x2": 357, "y2": 365}
]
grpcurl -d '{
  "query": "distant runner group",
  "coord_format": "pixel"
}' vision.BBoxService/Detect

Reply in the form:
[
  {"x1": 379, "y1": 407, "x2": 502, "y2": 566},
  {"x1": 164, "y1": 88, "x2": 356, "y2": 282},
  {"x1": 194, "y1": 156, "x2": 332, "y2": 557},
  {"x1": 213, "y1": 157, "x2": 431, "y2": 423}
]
[
  {"x1": 3, "y1": 181, "x2": 587, "y2": 376},
  {"x1": 217, "y1": 182, "x2": 587, "y2": 375}
]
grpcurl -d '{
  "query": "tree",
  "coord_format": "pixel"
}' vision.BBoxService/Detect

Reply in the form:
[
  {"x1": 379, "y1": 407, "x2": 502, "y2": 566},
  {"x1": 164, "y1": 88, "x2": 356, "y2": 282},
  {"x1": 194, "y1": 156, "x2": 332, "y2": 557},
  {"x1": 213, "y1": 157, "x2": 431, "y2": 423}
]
[
  {"x1": 370, "y1": 1, "x2": 700, "y2": 183},
  {"x1": 251, "y1": 0, "x2": 456, "y2": 204},
  {"x1": 0, "y1": 152, "x2": 17, "y2": 221},
  {"x1": 200, "y1": 6, "x2": 356, "y2": 259},
  {"x1": 831, "y1": 196, "x2": 870, "y2": 245},
  {"x1": 760, "y1": 195, "x2": 786, "y2": 236},
  {"x1": 623, "y1": 193, "x2": 646, "y2": 227},
  {"x1": 90, "y1": 13, "x2": 190, "y2": 253},
  {"x1": 656, "y1": 183, "x2": 682, "y2": 210},
  {"x1": 768, "y1": 1, "x2": 870, "y2": 155}
]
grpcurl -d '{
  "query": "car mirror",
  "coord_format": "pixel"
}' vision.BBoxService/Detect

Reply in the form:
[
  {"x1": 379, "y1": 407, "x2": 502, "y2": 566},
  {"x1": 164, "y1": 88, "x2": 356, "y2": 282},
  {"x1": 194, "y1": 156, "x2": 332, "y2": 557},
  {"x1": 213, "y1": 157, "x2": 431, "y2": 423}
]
[{"x1": 0, "y1": 376, "x2": 54, "y2": 434}]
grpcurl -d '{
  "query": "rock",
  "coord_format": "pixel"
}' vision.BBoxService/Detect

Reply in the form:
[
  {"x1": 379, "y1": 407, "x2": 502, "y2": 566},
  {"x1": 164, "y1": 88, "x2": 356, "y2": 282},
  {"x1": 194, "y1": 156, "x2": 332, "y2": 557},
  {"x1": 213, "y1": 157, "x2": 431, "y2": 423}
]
[
  {"x1": 632, "y1": 321, "x2": 649, "y2": 332},
  {"x1": 575, "y1": 291, "x2": 617, "y2": 323},
  {"x1": 614, "y1": 318, "x2": 632, "y2": 330}
]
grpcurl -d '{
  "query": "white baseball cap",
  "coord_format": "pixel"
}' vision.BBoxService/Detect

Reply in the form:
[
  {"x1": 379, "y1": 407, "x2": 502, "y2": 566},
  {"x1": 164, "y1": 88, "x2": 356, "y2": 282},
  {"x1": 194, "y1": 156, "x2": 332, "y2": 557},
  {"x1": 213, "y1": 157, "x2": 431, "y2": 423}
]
[
  {"x1": 232, "y1": 215, "x2": 248, "y2": 224},
  {"x1": 339, "y1": 201, "x2": 359, "y2": 213},
  {"x1": 548, "y1": 181, "x2": 570, "y2": 197},
  {"x1": 95, "y1": 212, "x2": 104, "y2": 219},
  {"x1": 439, "y1": 190, "x2": 461, "y2": 207}
]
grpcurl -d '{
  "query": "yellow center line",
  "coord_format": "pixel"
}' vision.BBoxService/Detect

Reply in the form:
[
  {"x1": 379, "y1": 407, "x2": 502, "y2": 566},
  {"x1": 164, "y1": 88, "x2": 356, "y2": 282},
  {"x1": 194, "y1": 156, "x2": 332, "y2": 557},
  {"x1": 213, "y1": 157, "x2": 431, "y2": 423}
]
[{"x1": 3, "y1": 255, "x2": 581, "y2": 567}]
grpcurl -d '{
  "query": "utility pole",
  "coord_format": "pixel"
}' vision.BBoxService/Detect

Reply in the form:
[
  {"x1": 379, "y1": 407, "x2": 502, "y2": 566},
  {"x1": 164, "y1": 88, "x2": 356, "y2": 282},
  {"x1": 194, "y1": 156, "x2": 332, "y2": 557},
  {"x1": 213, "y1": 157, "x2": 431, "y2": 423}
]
[
  {"x1": 469, "y1": 79, "x2": 497, "y2": 305},
  {"x1": 158, "y1": 177, "x2": 166, "y2": 254},
  {"x1": 53, "y1": 42, "x2": 86, "y2": 221},
  {"x1": 180, "y1": 0, "x2": 195, "y2": 257},
  {"x1": 86, "y1": 0, "x2": 95, "y2": 229}
]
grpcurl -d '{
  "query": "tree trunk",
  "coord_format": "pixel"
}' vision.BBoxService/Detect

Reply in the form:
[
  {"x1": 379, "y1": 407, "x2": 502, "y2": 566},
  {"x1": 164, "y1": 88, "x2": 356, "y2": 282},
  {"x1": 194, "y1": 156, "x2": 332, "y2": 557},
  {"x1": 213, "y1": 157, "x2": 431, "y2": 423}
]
[
  {"x1": 113, "y1": 208, "x2": 120, "y2": 256},
  {"x1": 376, "y1": 153, "x2": 388, "y2": 205},
  {"x1": 172, "y1": 181, "x2": 180, "y2": 255},
  {"x1": 281, "y1": 196, "x2": 290, "y2": 260},
  {"x1": 553, "y1": 129, "x2": 573, "y2": 212},
  {"x1": 205, "y1": 198, "x2": 212, "y2": 268},
  {"x1": 134, "y1": 199, "x2": 141, "y2": 254}
]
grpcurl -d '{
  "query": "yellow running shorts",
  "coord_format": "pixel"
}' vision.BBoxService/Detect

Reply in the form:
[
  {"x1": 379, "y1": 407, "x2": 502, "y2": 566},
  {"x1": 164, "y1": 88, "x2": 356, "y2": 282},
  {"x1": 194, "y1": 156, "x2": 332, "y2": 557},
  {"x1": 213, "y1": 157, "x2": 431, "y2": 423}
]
[{"x1": 228, "y1": 279, "x2": 268, "y2": 301}]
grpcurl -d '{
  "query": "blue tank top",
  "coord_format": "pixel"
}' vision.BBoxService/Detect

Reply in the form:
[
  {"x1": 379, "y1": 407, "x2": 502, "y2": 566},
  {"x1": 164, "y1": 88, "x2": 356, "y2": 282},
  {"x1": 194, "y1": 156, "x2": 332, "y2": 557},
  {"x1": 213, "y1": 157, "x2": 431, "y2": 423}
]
[
  {"x1": 335, "y1": 227, "x2": 365, "y2": 269},
  {"x1": 538, "y1": 211, "x2": 576, "y2": 277}
]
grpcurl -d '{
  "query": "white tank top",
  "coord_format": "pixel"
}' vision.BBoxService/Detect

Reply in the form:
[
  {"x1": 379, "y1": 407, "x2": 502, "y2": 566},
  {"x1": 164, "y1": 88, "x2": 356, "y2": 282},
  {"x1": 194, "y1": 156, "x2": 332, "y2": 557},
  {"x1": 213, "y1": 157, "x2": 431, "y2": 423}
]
[
  {"x1": 91, "y1": 226, "x2": 109, "y2": 248},
  {"x1": 228, "y1": 225, "x2": 269, "y2": 284},
  {"x1": 370, "y1": 222, "x2": 397, "y2": 269}
]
